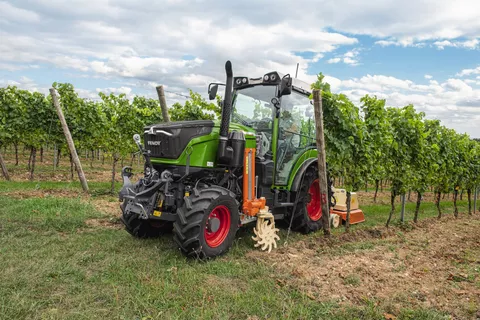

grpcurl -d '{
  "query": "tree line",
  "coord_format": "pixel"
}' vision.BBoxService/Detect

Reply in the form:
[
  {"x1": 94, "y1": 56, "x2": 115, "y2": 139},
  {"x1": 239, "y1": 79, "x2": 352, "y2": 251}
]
[
  {"x1": 0, "y1": 83, "x2": 219, "y2": 190},
  {"x1": 1, "y1": 77, "x2": 479, "y2": 224},
  {"x1": 312, "y1": 74, "x2": 480, "y2": 229}
]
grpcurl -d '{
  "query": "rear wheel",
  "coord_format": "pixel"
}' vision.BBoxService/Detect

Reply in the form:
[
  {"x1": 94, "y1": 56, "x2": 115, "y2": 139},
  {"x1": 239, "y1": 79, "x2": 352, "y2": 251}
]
[
  {"x1": 173, "y1": 185, "x2": 239, "y2": 259},
  {"x1": 289, "y1": 166, "x2": 323, "y2": 234}
]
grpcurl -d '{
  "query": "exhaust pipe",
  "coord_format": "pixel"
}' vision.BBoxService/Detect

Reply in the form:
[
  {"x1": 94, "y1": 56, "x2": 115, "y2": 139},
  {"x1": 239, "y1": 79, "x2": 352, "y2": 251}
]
[
  {"x1": 220, "y1": 60, "x2": 233, "y2": 138},
  {"x1": 216, "y1": 60, "x2": 235, "y2": 164}
]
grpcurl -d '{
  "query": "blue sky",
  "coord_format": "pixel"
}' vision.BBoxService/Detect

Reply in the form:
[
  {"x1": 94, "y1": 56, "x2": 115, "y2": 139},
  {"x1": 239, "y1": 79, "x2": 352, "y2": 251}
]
[{"x1": 1, "y1": 0, "x2": 479, "y2": 137}]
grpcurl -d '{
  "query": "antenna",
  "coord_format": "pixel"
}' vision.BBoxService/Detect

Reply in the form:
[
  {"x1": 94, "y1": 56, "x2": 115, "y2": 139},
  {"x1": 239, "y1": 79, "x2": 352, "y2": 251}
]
[{"x1": 295, "y1": 63, "x2": 299, "y2": 78}]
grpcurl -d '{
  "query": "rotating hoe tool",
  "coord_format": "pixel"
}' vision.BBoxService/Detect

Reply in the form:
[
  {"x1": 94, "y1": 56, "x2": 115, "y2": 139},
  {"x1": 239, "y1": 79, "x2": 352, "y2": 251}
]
[
  {"x1": 118, "y1": 59, "x2": 351, "y2": 260},
  {"x1": 241, "y1": 146, "x2": 280, "y2": 252},
  {"x1": 252, "y1": 208, "x2": 279, "y2": 252}
]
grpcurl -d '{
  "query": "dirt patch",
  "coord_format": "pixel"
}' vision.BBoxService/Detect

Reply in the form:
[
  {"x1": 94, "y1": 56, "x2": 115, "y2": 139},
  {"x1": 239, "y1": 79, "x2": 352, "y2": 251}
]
[
  {"x1": 355, "y1": 190, "x2": 443, "y2": 206},
  {"x1": 356, "y1": 190, "x2": 464, "y2": 206},
  {"x1": 247, "y1": 215, "x2": 480, "y2": 319}
]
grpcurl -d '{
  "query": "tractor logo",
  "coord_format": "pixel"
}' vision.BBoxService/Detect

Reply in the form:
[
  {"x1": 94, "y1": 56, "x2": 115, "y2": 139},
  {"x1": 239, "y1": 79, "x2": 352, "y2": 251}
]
[{"x1": 148, "y1": 141, "x2": 161, "y2": 146}]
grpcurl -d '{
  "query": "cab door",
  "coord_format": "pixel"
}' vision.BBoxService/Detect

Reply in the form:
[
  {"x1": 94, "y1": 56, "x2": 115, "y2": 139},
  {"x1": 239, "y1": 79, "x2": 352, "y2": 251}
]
[{"x1": 273, "y1": 90, "x2": 315, "y2": 186}]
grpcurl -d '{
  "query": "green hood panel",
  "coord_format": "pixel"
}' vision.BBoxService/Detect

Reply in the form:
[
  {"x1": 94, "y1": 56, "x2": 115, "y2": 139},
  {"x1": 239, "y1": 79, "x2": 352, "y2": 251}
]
[{"x1": 150, "y1": 121, "x2": 256, "y2": 168}]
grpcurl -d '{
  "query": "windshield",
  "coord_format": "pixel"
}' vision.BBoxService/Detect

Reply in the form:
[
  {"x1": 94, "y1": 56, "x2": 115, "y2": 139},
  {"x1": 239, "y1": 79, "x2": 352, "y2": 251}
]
[{"x1": 232, "y1": 85, "x2": 277, "y2": 126}]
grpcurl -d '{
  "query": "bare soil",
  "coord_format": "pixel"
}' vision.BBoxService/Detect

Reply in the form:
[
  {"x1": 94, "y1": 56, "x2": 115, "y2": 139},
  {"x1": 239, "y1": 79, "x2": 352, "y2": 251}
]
[
  {"x1": 356, "y1": 190, "x2": 443, "y2": 206},
  {"x1": 247, "y1": 215, "x2": 480, "y2": 319}
]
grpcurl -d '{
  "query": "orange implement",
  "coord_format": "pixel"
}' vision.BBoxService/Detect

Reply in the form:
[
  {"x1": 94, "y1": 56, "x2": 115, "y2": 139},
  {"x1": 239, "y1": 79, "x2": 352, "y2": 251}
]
[
  {"x1": 330, "y1": 208, "x2": 365, "y2": 224},
  {"x1": 242, "y1": 147, "x2": 266, "y2": 216}
]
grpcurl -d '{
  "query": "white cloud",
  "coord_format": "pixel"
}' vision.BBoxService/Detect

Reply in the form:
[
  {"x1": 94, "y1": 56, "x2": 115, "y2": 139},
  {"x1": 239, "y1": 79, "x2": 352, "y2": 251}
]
[
  {"x1": 335, "y1": 73, "x2": 480, "y2": 137},
  {"x1": 463, "y1": 79, "x2": 480, "y2": 85},
  {"x1": 327, "y1": 58, "x2": 341, "y2": 64},
  {"x1": 376, "y1": 38, "x2": 479, "y2": 49},
  {"x1": 442, "y1": 79, "x2": 473, "y2": 92},
  {"x1": 433, "y1": 38, "x2": 479, "y2": 50},
  {"x1": 457, "y1": 66, "x2": 480, "y2": 77},
  {"x1": 341, "y1": 75, "x2": 413, "y2": 92},
  {"x1": 0, "y1": 1, "x2": 40, "y2": 23},
  {"x1": 96, "y1": 86, "x2": 132, "y2": 96},
  {"x1": 0, "y1": 76, "x2": 45, "y2": 93},
  {"x1": 1, "y1": 0, "x2": 480, "y2": 138},
  {"x1": 375, "y1": 40, "x2": 399, "y2": 47},
  {"x1": 0, "y1": 63, "x2": 40, "y2": 71},
  {"x1": 310, "y1": 53, "x2": 324, "y2": 63},
  {"x1": 326, "y1": 48, "x2": 361, "y2": 66},
  {"x1": 433, "y1": 40, "x2": 455, "y2": 50},
  {"x1": 343, "y1": 57, "x2": 358, "y2": 66},
  {"x1": 424, "y1": 74, "x2": 433, "y2": 79},
  {"x1": 374, "y1": 39, "x2": 425, "y2": 48}
]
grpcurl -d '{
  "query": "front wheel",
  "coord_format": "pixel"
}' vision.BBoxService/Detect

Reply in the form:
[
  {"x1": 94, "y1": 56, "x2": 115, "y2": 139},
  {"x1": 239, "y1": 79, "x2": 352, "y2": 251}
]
[
  {"x1": 173, "y1": 185, "x2": 239, "y2": 259},
  {"x1": 288, "y1": 166, "x2": 324, "y2": 234},
  {"x1": 120, "y1": 181, "x2": 172, "y2": 238}
]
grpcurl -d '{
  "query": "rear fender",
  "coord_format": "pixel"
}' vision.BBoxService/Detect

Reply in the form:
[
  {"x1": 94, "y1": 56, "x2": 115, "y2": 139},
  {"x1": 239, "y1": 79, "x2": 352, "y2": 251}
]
[{"x1": 290, "y1": 158, "x2": 317, "y2": 192}]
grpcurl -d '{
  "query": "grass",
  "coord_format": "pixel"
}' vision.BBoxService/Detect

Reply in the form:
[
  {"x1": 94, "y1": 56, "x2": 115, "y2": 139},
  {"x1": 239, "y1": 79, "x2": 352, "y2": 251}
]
[
  {"x1": 0, "y1": 195, "x2": 347, "y2": 319},
  {"x1": 0, "y1": 180, "x2": 120, "y2": 193},
  {"x1": 343, "y1": 274, "x2": 361, "y2": 286},
  {"x1": 0, "y1": 180, "x2": 476, "y2": 319}
]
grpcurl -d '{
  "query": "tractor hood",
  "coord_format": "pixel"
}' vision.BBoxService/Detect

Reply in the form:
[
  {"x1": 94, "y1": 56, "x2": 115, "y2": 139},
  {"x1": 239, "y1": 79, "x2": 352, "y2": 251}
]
[{"x1": 143, "y1": 119, "x2": 257, "y2": 163}]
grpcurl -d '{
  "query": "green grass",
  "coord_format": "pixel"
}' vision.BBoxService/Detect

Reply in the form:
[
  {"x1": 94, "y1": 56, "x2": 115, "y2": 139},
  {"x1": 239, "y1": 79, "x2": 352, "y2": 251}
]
[
  {"x1": 0, "y1": 180, "x2": 120, "y2": 193},
  {"x1": 0, "y1": 181, "x2": 475, "y2": 319},
  {"x1": 0, "y1": 195, "x2": 346, "y2": 319}
]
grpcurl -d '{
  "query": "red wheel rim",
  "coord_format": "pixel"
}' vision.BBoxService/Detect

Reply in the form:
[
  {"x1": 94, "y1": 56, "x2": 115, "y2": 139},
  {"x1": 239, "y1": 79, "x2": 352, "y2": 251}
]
[
  {"x1": 204, "y1": 205, "x2": 231, "y2": 248},
  {"x1": 306, "y1": 179, "x2": 322, "y2": 221}
]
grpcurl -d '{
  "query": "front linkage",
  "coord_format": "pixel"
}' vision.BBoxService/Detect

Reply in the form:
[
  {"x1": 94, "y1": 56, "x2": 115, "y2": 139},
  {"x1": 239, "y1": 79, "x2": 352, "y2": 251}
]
[{"x1": 119, "y1": 134, "x2": 182, "y2": 238}]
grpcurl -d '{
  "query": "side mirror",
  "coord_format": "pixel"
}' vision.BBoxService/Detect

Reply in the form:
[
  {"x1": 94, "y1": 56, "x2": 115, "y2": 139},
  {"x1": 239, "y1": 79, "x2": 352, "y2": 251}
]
[
  {"x1": 208, "y1": 83, "x2": 218, "y2": 100},
  {"x1": 279, "y1": 74, "x2": 292, "y2": 97}
]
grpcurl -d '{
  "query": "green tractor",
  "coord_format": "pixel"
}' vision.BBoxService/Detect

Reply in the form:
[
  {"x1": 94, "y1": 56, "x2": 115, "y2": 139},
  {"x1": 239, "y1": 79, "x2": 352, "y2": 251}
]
[{"x1": 119, "y1": 61, "x2": 335, "y2": 259}]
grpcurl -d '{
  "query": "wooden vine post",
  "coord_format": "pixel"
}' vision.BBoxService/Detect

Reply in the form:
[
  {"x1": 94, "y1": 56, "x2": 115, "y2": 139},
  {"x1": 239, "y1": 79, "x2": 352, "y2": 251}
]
[
  {"x1": 400, "y1": 193, "x2": 406, "y2": 222},
  {"x1": 155, "y1": 85, "x2": 170, "y2": 122},
  {"x1": 312, "y1": 89, "x2": 330, "y2": 236},
  {"x1": 0, "y1": 150, "x2": 10, "y2": 181},
  {"x1": 474, "y1": 187, "x2": 478, "y2": 214},
  {"x1": 49, "y1": 88, "x2": 89, "y2": 193}
]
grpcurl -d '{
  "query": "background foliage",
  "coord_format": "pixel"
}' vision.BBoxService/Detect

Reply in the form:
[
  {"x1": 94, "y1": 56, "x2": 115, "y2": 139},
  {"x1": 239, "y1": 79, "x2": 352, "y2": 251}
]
[{"x1": 1, "y1": 78, "x2": 479, "y2": 213}]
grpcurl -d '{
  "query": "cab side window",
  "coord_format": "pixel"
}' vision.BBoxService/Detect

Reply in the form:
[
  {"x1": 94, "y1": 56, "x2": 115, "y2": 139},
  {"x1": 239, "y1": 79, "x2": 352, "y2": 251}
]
[{"x1": 275, "y1": 91, "x2": 315, "y2": 185}]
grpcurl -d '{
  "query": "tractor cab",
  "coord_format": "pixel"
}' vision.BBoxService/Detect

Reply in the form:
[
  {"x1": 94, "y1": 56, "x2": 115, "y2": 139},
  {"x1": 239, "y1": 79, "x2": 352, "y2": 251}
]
[{"x1": 208, "y1": 72, "x2": 316, "y2": 189}]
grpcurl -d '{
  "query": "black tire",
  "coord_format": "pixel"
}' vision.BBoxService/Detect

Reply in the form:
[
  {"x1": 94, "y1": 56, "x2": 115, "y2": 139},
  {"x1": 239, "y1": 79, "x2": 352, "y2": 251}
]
[
  {"x1": 120, "y1": 182, "x2": 172, "y2": 238},
  {"x1": 288, "y1": 166, "x2": 323, "y2": 234},
  {"x1": 120, "y1": 201, "x2": 172, "y2": 238},
  {"x1": 173, "y1": 185, "x2": 239, "y2": 259}
]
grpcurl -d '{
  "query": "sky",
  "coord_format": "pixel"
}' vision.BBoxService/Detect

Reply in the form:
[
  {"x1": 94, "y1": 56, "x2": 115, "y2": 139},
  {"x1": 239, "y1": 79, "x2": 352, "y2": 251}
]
[{"x1": 1, "y1": 0, "x2": 479, "y2": 138}]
